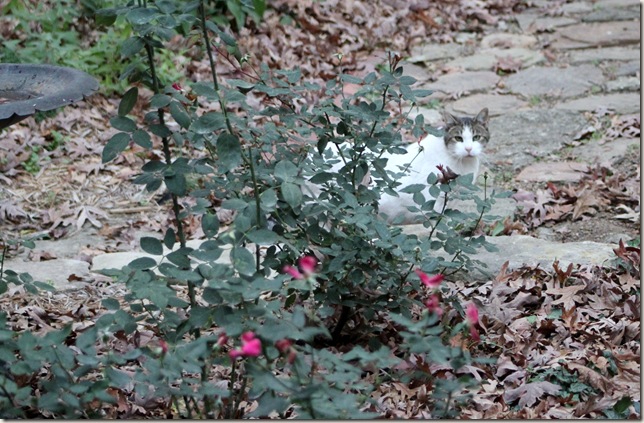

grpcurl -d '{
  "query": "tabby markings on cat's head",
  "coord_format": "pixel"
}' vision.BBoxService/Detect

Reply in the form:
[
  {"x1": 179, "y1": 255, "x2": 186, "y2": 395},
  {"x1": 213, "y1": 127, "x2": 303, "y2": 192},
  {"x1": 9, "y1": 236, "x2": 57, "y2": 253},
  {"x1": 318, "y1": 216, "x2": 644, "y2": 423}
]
[{"x1": 442, "y1": 108, "x2": 489, "y2": 160}]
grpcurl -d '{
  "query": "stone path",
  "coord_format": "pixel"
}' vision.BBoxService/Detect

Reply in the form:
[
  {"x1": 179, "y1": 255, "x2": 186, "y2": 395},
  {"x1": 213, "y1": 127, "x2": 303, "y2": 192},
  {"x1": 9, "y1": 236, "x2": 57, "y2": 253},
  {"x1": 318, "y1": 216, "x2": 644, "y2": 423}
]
[{"x1": 4, "y1": 1, "x2": 640, "y2": 289}]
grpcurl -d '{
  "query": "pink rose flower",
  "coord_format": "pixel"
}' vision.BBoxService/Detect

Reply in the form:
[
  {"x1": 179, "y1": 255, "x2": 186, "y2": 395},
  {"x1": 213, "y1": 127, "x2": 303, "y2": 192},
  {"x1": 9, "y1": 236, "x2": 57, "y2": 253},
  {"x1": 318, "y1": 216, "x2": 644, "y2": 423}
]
[
  {"x1": 283, "y1": 256, "x2": 317, "y2": 279},
  {"x1": 229, "y1": 332, "x2": 262, "y2": 358},
  {"x1": 415, "y1": 269, "x2": 443, "y2": 289}
]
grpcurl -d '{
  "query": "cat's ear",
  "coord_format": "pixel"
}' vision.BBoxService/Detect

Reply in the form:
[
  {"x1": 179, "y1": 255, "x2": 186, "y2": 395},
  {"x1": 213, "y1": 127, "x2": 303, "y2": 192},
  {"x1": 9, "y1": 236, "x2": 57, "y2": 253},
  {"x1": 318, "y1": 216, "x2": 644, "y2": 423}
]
[
  {"x1": 442, "y1": 111, "x2": 460, "y2": 126},
  {"x1": 475, "y1": 108, "x2": 489, "y2": 125}
]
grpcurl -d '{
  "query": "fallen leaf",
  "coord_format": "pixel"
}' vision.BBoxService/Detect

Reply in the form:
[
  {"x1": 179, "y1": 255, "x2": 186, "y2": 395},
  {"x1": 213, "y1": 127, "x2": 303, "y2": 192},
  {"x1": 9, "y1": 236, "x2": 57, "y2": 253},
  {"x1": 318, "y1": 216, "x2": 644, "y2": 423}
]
[{"x1": 504, "y1": 381, "x2": 561, "y2": 408}]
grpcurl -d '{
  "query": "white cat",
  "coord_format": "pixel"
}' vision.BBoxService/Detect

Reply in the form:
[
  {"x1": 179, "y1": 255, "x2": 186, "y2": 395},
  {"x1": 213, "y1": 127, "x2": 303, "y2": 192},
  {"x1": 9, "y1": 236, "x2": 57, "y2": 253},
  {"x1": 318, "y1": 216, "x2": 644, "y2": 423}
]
[
  {"x1": 379, "y1": 108, "x2": 489, "y2": 223},
  {"x1": 304, "y1": 108, "x2": 490, "y2": 224}
]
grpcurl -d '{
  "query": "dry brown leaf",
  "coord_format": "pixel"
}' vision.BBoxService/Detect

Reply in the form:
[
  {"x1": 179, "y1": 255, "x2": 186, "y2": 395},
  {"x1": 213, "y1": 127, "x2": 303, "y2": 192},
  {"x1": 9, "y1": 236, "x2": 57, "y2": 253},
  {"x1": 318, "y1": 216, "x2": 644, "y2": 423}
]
[
  {"x1": 546, "y1": 285, "x2": 585, "y2": 311},
  {"x1": 503, "y1": 381, "x2": 561, "y2": 408},
  {"x1": 566, "y1": 362, "x2": 614, "y2": 393}
]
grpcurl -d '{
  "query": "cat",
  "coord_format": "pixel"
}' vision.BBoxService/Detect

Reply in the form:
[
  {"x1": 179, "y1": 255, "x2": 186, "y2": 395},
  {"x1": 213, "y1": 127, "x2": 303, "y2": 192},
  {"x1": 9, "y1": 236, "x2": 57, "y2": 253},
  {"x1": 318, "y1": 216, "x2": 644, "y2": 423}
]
[
  {"x1": 378, "y1": 107, "x2": 489, "y2": 223},
  {"x1": 303, "y1": 108, "x2": 490, "y2": 224}
]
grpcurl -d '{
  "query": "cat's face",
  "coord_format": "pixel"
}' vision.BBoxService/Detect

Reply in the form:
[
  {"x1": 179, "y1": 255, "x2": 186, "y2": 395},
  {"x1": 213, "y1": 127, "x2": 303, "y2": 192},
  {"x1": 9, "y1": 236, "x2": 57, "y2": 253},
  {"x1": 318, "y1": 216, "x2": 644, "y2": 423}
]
[{"x1": 442, "y1": 108, "x2": 489, "y2": 160}]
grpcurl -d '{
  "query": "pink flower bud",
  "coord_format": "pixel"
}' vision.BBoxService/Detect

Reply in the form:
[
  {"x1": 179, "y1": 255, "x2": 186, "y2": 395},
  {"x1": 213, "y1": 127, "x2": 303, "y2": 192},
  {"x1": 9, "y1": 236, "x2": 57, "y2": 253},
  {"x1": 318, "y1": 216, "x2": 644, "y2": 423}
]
[
  {"x1": 159, "y1": 339, "x2": 168, "y2": 355},
  {"x1": 216, "y1": 332, "x2": 228, "y2": 347},
  {"x1": 172, "y1": 82, "x2": 183, "y2": 91},
  {"x1": 275, "y1": 339, "x2": 292, "y2": 353},
  {"x1": 466, "y1": 304, "x2": 480, "y2": 342},
  {"x1": 298, "y1": 256, "x2": 317, "y2": 276},
  {"x1": 466, "y1": 304, "x2": 479, "y2": 325},
  {"x1": 415, "y1": 269, "x2": 443, "y2": 289},
  {"x1": 283, "y1": 265, "x2": 304, "y2": 279},
  {"x1": 424, "y1": 294, "x2": 442, "y2": 316}
]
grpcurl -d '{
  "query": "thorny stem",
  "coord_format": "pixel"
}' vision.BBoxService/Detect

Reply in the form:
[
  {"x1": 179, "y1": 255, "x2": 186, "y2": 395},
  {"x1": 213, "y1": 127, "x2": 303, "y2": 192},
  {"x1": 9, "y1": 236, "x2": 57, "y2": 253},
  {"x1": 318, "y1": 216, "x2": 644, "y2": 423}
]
[
  {"x1": 225, "y1": 359, "x2": 237, "y2": 419},
  {"x1": 247, "y1": 147, "x2": 263, "y2": 273},
  {"x1": 199, "y1": 0, "x2": 234, "y2": 135},
  {"x1": 0, "y1": 242, "x2": 6, "y2": 281},
  {"x1": 199, "y1": 0, "x2": 265, "y2": 274},
  {"x1": 144, "y1": 36, "x2": 187, "y2": 252},
  {"x1": 443, "y1": 173, "x2": 491, "y2": 276},
  {"x1": 428, "y1": 190, "x2": 449, "y2": 241}
]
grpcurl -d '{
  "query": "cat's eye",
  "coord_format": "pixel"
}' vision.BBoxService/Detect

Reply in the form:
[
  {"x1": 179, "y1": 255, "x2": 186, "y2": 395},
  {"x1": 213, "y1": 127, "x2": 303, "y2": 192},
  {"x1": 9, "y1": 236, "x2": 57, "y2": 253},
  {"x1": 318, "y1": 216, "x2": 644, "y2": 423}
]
[
  {"x1": 454, "y1": 136, "x2": 463, "y2": 142},
  {"x1": 473, "y1": 135, "x2": 481, "y2": 141}
]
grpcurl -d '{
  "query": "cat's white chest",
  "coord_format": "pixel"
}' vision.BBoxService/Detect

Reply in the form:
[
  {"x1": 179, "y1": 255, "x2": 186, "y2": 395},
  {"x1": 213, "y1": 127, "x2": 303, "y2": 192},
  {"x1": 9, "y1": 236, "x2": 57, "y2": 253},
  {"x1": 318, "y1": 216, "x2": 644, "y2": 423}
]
[{"x1": 379, "y1": 134, "x2": 480, "y2": 223}]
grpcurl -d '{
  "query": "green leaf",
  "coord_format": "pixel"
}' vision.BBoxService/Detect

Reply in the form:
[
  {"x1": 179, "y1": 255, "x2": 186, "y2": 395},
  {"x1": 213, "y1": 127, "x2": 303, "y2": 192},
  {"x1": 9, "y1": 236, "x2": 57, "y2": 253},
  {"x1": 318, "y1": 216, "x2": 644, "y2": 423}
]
[
  {"x1": 165, "y1": 173, "x2": 187, "y2": 196},
  {"x1": 126, "y1": 7, "x2": 157, "y2": 24},
  {"x1": 132, "y1": 129, "x2": 152, "y2": 148},
  {"x1": 118, "y1": 87, "x2": 138, "y2": 117},
  {"x1": 246, "y1": 229, "x2": 278, "y2": 245},
  {"x1": 191, "y1": 112, "x2": 226, "y2": 134},
  {"x1": 413, "y1": 89, "x2": 433, "y2": 97},
  {"x1": 202, "y1": 213, "x2": 220, "y2": 237},
  {"x1": 400, "y1": 183, "x2": 425, "y2": 193},
  {"x1": 102, "y1": 298, "x2": 121, "y2": 310},
  {"x1": 150, "y1": 94, "x2": 172, "y2": 109},
  {"x1": 232, "y1": 247, "x2": 256, "y2": 276},
  {"x1": 169, "y1": 101, "x2": 191, "y2": 129},
  {"x1": 274, "y1": 160, "x2": 298, "y2": 182},
  {"x1": 217, "y1": 133, "x2": 242, "y2": 173},
  {"x1": 228, "y1": 79, "x2": 255, "y2": 94},
  {"x1": 259, "y1": 189, "x2": 277, "y2": 212},
  {"x1": 150, "y1": 123, "x2": 172, "y2": 138},
  {"x1": 120, "y1": 36, "x2": 144, "y2": 58},
  {"x1": 281, "y1": 182, "x2": 302, "y2": 208},
  {"x1": 128, "y1": 257, "x2": 157, "y2": 270},
  {"x1": 163, "y1": 228, "x2": 176, "y2": 249},
  {"x1": 102, "y1": 132, "x2": 130, "y2": 163},
  {"x1": 110, "y1": 116, "x2": 137, "y2": 132},
  {"x1": 141, "y1": 237, "x2": 163, "y2": 255},
  {"x1": 106, "y1": 366, "x2": 133, "y2": 388},
  {"x1": 166, "y1": 248, "x2": 192, "y2": 268},
  {"x1": 222, "y1": 198, "x2": 248, "y2": 210}
]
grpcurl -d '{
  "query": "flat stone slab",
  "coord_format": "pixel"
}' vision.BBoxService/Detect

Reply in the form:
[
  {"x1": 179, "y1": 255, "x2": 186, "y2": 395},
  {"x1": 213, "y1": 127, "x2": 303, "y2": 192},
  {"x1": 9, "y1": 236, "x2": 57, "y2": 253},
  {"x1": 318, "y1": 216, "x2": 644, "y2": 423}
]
[
  {"x1": 582, "y1": 6, "x2": 640, "y2": 22},
  {"x1": 426, "y1": 71, "x2": 500, "y2": 96},
  {"x1": 445, "y1": 48, "x2": 545, "y2": 71},
  {"x1": 555, "y1": 21, "x2": 640, "y2": 48},
  {"x1": 615, "y1": 60, "x2": 639, "y2": 77},
  {"x1": 408, "y1": 107, "x2": 442, "y2": 127},
  {"x1": 480, "y1": 33, "x2": 538, "y2": 48},
  {"x1": 606, "y1": 76, "x2": 640, "y2": 92},
  {"x1": 473, "y1": 235, "x2": 618, "y2": 276},
  {"x1": 557, "y1": 93, "x2": 640, "y2": 114},
  {"x1": 516, "y1": 162, "x2": 589, "y2": 182},
  {"x1": 573, "y1": 137, "x2": 640, "y2": 165},
  {"x1": 4, "y1": 259, "x2": 90, "y2": 291},
  {"x1": 400, "y1": 62, "x2": 433, "y2": 82},
  {"x1": 487, "y1": 109, "x2": 587, "y2": 169},
  {"x1": 516, "y1": 14, "x2": 578, "y2": 33},
  {"x1": 399, "y1": 229, "x2": 618, "y2": 278},
  {"x1": 408, "y1": 43, "x2": 461, "y2": 63},
  {"x1": 451, "y1": 94, "x2": 528, "y2": 116},
  {"x1": 560, "y1": 1, "x2": 593, "y2": 14},
  {"x1": 505, "y1": 65, "x2": 604, "y2": 98},
  {"x1": 92, "y1": 239, "x2": 206, "y2": 272},
  {"x1": 594, "y1": 0, "x2": 640, "y2": 7},
  {"x1": 568, "y1": 46, "x2": 640, "y2": 64}
]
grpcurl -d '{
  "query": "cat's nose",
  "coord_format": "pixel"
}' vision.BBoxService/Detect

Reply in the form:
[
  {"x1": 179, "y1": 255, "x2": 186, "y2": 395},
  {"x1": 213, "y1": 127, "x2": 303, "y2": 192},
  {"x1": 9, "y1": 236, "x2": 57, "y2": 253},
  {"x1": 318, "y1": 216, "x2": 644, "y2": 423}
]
[{"x1": 465, "y1": 146, "x2": 472, "y2": 153}]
